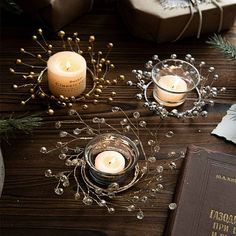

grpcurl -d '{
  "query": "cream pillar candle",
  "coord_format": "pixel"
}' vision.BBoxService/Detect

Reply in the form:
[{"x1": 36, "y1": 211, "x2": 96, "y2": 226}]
[
  {"x1": 47, "y1": 51, "x2": 86, "y2": 97},
  {"x1": 153, "y1": 75, "x2": 188, "y2": 107},
  {"x1": 95, "y1": 151, "x2": 126, "y2": 174}
]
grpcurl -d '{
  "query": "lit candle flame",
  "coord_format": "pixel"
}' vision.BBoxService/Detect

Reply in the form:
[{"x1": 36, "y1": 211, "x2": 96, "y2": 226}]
[{"x1": 65, "y1": 61, "x2": 71, "y2": 71}]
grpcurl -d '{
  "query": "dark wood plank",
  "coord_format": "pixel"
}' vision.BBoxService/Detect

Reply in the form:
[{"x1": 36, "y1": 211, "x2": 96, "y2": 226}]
[{"x1": 0, "y1": 1, "x2": 236, "y2": 236}]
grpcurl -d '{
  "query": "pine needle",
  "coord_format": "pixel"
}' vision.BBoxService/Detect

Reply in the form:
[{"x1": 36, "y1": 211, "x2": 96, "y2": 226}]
[
  {"x1": 206, "y1": 34, "x2": 236, "y2": 60},
  {"x1": 0, "y1": 114, "x2": 43, "y2": 135}
]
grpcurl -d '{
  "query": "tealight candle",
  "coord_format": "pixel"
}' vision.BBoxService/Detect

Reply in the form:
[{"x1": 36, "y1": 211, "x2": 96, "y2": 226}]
[
  {"x1": 95, "y1": 151, "x2": 125, "y2": 174},
  {"x1": 47, "y1": 51, "x2": 86, "y2": 97},
  {"x1": 153, "y1": 75, "x2": 187, "y2": 107}
]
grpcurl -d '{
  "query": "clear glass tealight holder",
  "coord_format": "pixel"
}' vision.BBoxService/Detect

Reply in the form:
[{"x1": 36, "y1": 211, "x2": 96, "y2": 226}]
[
  {"x1": 84, "y1": 133, "x2": 139, "y2": 186},
  {"x1": 152, "y1": 59, "x2": 200, "y2": 107}
]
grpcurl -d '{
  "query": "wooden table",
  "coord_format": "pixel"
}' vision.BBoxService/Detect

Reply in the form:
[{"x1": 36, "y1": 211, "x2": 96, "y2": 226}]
[{"x1": 0, "y1": 2, "x2": 236, "y2": 236}]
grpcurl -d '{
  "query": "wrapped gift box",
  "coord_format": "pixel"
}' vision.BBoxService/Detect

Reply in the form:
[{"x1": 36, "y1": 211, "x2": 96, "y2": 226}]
[
  {"x1": 15, "y1": 0, "x2": 94, "y2": 31},
  {"x1": 118, "y1": 0, "x2": 236, "y2": 43}
]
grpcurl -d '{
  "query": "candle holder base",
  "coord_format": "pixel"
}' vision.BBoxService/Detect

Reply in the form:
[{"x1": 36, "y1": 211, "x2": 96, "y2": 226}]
[{"x1": 128, "y1": 54, "x2": 226, "y2": 119}]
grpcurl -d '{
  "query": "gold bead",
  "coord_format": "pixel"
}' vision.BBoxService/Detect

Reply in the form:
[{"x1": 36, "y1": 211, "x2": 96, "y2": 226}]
[
  {"x1": 82, "y1": 104, "x2": 88, "y2": 110},
  {"x1": 48, "y1": 109, "x2": 54, "y2": 115},
  {"x1": 20, "y1": 48, "x2": 25, "y2": 53},
  {"x1": 67, "y1": 37, "x2": 72, "y2": 42},
  {"x1": 110, "y1": 64, "x2": 115, "y2": 69},
  {"x1": 98, "y1": 85, "x2": 103, "y2": 89},
  {"x1": 70, "y1": 96, "x2": 76, "y2": 102},
  {"x1": 107, "y1": 43, "x2": 113, "y2": 49},
  {"x1": 31, "y1": 94, "x2": 35, "y2": 99},
  {"x1": 21, "y1": 101, "x2": 25, "y2": 105},
  {"x1": 64, "y1": 97, "x2": 69, "y2": 101},
  {"x1": 111, "y1": 91, "x2": 116, "y2": 97},
  {"x1": 73, "y1": 32, "x2": 78, "y2": 37},
  {"x1": 100, "y1": 58, "x2": 105, "y2": 63},
  {"x1": 93, "y1": 99, "x2": 98, "y2": 104},
  {"x1": 95, "y1": 88, "x2": 102, "y2": 94},
  {"x1": 91, "y1": 59, "x2": 96, "y2": 64},
  {"x1": 108, "y1": 97, "x2": 113, "y2": 102},
  {"x1": 89, "y1": 35, "x2": 95, "y2": 43},
  {"x1": 119, "y1": 75, "x2": 125, "y2": 81},
  {"x1": 28, "y1": 75, "x2": 33, "y2": 79},
  {"x1": 37, "y1": 78, "x2": 41, "y2": 84},
  {"x1": 48, "y1": 44, "x2": 53, "y2": 49},
  {"x1": 16, "y1": 59, "x2": 22, "y2": 64},
  {"x1": 88, "y1": 46, "x2": 92, "y2": 51},
  {"x1": 61, "y1": 102, "x2": 66, "y2": 107},
  {"x1": 99, "y1": 63, "x2": 103, "y2": 68},
  {"x1": 13, "y1": 84, "x2": 18, "y2": 89},
  {"x1": 38, "y1": 28, "x2": 43, "y2": 34},
  {"x1": 68, "y1": 103, "x2": 73, "y2": 107},
  {"x1": 98, "y1": 51, "x2": 102, "y2": 55},
  {"x1": 112, "y1": 79, "x2": 117, "y2": 84},
  {"x1": 79, "y1": 50, "x2": 83, "y2": 54},
  {"x1": 94, "y1": 77, "x2": 99, "y2": 82},
  {"x1": 97, "y1": 69, "x2": 102, "y2": 73},
  {"x1": 85, "y1": 94, "x2": 90, "y2": 98},
  {"x1": 94, "y1": 94, "x2": 100, "y2": 98},
  {"x1": 37, "y1": 54, "x2": 42, "y2": 59},
  {"x1": 29, "y1": 88, "x2": 34, "y2": 93},
  {"x1": 59, "y1": 95, "x2": 64, "y2": 100},
  {"x1": 9, "y1": 68, "x2": 15, "y2": 73},
  {"x1": 58, "y1": 31, "x2": 65, "y2": 37},
  {"x1": 100, "y1": 78, "x2": 105, "y2": 83},
  {"x1": 32, "y1": 35, "x2": 37, "y2": 40},
  {"x1": 75, "y1": 38, "x2": 80, "y2": 43},
  {"x1": 105, "y1": 60, "x2": 111, "y2": 65},
  {"x1": 23, "y1": 75, "x2": 27, "y2": 79},
  {"x1": 48, "y1": 50, "x2": 52, "y2": 55},
  {"x1": 40, "y1": 93, "x2": 45, "y2": 98},
  {"x1": 105, "y1": 80, "x2": 111, "y2": 85}
]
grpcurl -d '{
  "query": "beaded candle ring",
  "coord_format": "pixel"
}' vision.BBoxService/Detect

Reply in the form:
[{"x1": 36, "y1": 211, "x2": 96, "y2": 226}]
[
  {"x1": 128, "y1": 54, "x2": 226, "y2": 119},
  {"x1": 41, "y1": 107, "x2": 185, "y2": 219},
  {"x1": 10, "y1": 29, "x2": 125, "y2": 115}
]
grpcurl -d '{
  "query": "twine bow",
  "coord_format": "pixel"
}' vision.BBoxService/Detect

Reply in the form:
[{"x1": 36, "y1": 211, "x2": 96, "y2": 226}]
[{"x1": 160, "y1": 0, "x2": 223, "y2": 41}]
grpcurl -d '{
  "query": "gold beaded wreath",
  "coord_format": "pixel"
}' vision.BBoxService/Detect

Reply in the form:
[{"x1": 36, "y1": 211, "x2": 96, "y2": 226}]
[{"x1": 10, "y1": 29, "x2": 125, "y2": 115}]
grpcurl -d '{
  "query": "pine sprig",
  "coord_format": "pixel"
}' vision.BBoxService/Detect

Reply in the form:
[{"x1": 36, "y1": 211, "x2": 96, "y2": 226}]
[
  {"x1": 0, "y1": 114, "x2": 43, "y2": 135},
  {"x1": 206, "y1": 34, "x2": 236, "y2": 60}
]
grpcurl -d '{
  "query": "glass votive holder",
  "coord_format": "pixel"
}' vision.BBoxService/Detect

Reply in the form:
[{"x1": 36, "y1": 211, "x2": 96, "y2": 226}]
[
  {"x1": 84, "y1": 133, "x2": 139, "y2": 186},
  {"x1": 152, "y1": 59, "x2": 200, "y2": 107}
]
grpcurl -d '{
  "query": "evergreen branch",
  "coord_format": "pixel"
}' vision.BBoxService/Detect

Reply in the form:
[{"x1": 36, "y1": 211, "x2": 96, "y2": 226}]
[
  {"x1": 206, "y1": 34, "x2": 236, "y2": 60},
  {"x1": 0, "y1": 114, "x2": 43, "y2": 135}
]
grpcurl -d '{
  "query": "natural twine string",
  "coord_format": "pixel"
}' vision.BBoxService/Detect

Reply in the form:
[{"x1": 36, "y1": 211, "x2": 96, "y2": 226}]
[{"x1": 172, "y1": 0, "x2": 223, "y2": 41}]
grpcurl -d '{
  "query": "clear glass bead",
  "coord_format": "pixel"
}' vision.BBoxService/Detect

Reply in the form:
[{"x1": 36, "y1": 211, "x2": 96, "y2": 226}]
[
  {"x1": 141, "y1": 196, "x2": 148, "y2": 203},
  {"x1": 83, "y1": 196, "x2": 93, "y2": 205},
  {"x1": 40, "y1": 147, "x2": 47, "y2": 154},
  {"x1": 148, "y1": 140, "x2": 155, "y2": 146},
  {"x1": 68, "y1": 109, "x2": 76, "y2": 116},
  {"x1": 165, "y1": 131, "x2": 174, "y2": 138},
  {"x1": 59, "y1": 131, "x2": 68, "y2": 137},
  {"x1": 120, "y1": 118, "x2": 128, "y2": 126},
  {"x1": 108, "y1": 207, "x2": 115, "y2": 214},
  {"x1": 154, "y1": 145, "x2": 160, "y2": 153},
  {"x1": 139, "y1": 121, "x2": 146, "y2": 127},
  {"x1": 127, "y1": 205, "x2": 135, "y2": 212},
  {"x1": 74, "y1": 192, "x2": 80, "y2": 200},
  {"x1": 112, "y1": 107, "x2": 120, "y2": 112},
  {"x1": 148, "y1": 156, "x2": 156, "y2": 163},
  {"x1": 169, "y1": 203, "x2": 177, "y2": 210},
  {"x1": 44, "y1": 169, "x2": 52, "y2": 177},
  {"x1": 156, "y1": 165, "x2": 163, "y2": 173},
  {"x1": 73, "y1": 128, "x2": 81, "y2": 135},
  {"x1": 137, "y1": 210, "x2": 144, "y2": 220},
  {"x1": 56, "y1": 141, "x2": 63, "y2": 148},
  {"x1": 133, "y1": 112, "x2": 140, "y2": 119},
  {"x1": 59, "y1": 153, "x2": 67, "y2": 160},
  {"x1": 54, "y1": 187, "x2": 64, "y2": 195},
  {"x1": 55, "y1": 121, "x2": 61, "y2": 129}
]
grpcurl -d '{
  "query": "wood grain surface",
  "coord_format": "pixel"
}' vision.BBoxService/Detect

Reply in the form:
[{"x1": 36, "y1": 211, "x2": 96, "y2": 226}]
[{"x1": 0, "y1": 1, "x2": 236, "y2": 236}]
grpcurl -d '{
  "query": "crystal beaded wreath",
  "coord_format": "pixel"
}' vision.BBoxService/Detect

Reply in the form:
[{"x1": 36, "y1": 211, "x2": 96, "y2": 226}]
[
  {"x1": 10, "y1": 29, "x2": 125, "y2": 115},
  {"x1": 40, "y1": 107, "x2": 184, "y2": 219},
  {"x1": 128, "y1": 54, "x2": 226, "y2": 119}
]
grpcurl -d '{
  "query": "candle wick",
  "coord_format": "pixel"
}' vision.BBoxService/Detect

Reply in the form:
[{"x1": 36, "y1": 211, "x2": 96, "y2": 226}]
[{"x1": 65, "y1": 61, "x2": 71, "y2": 71}]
